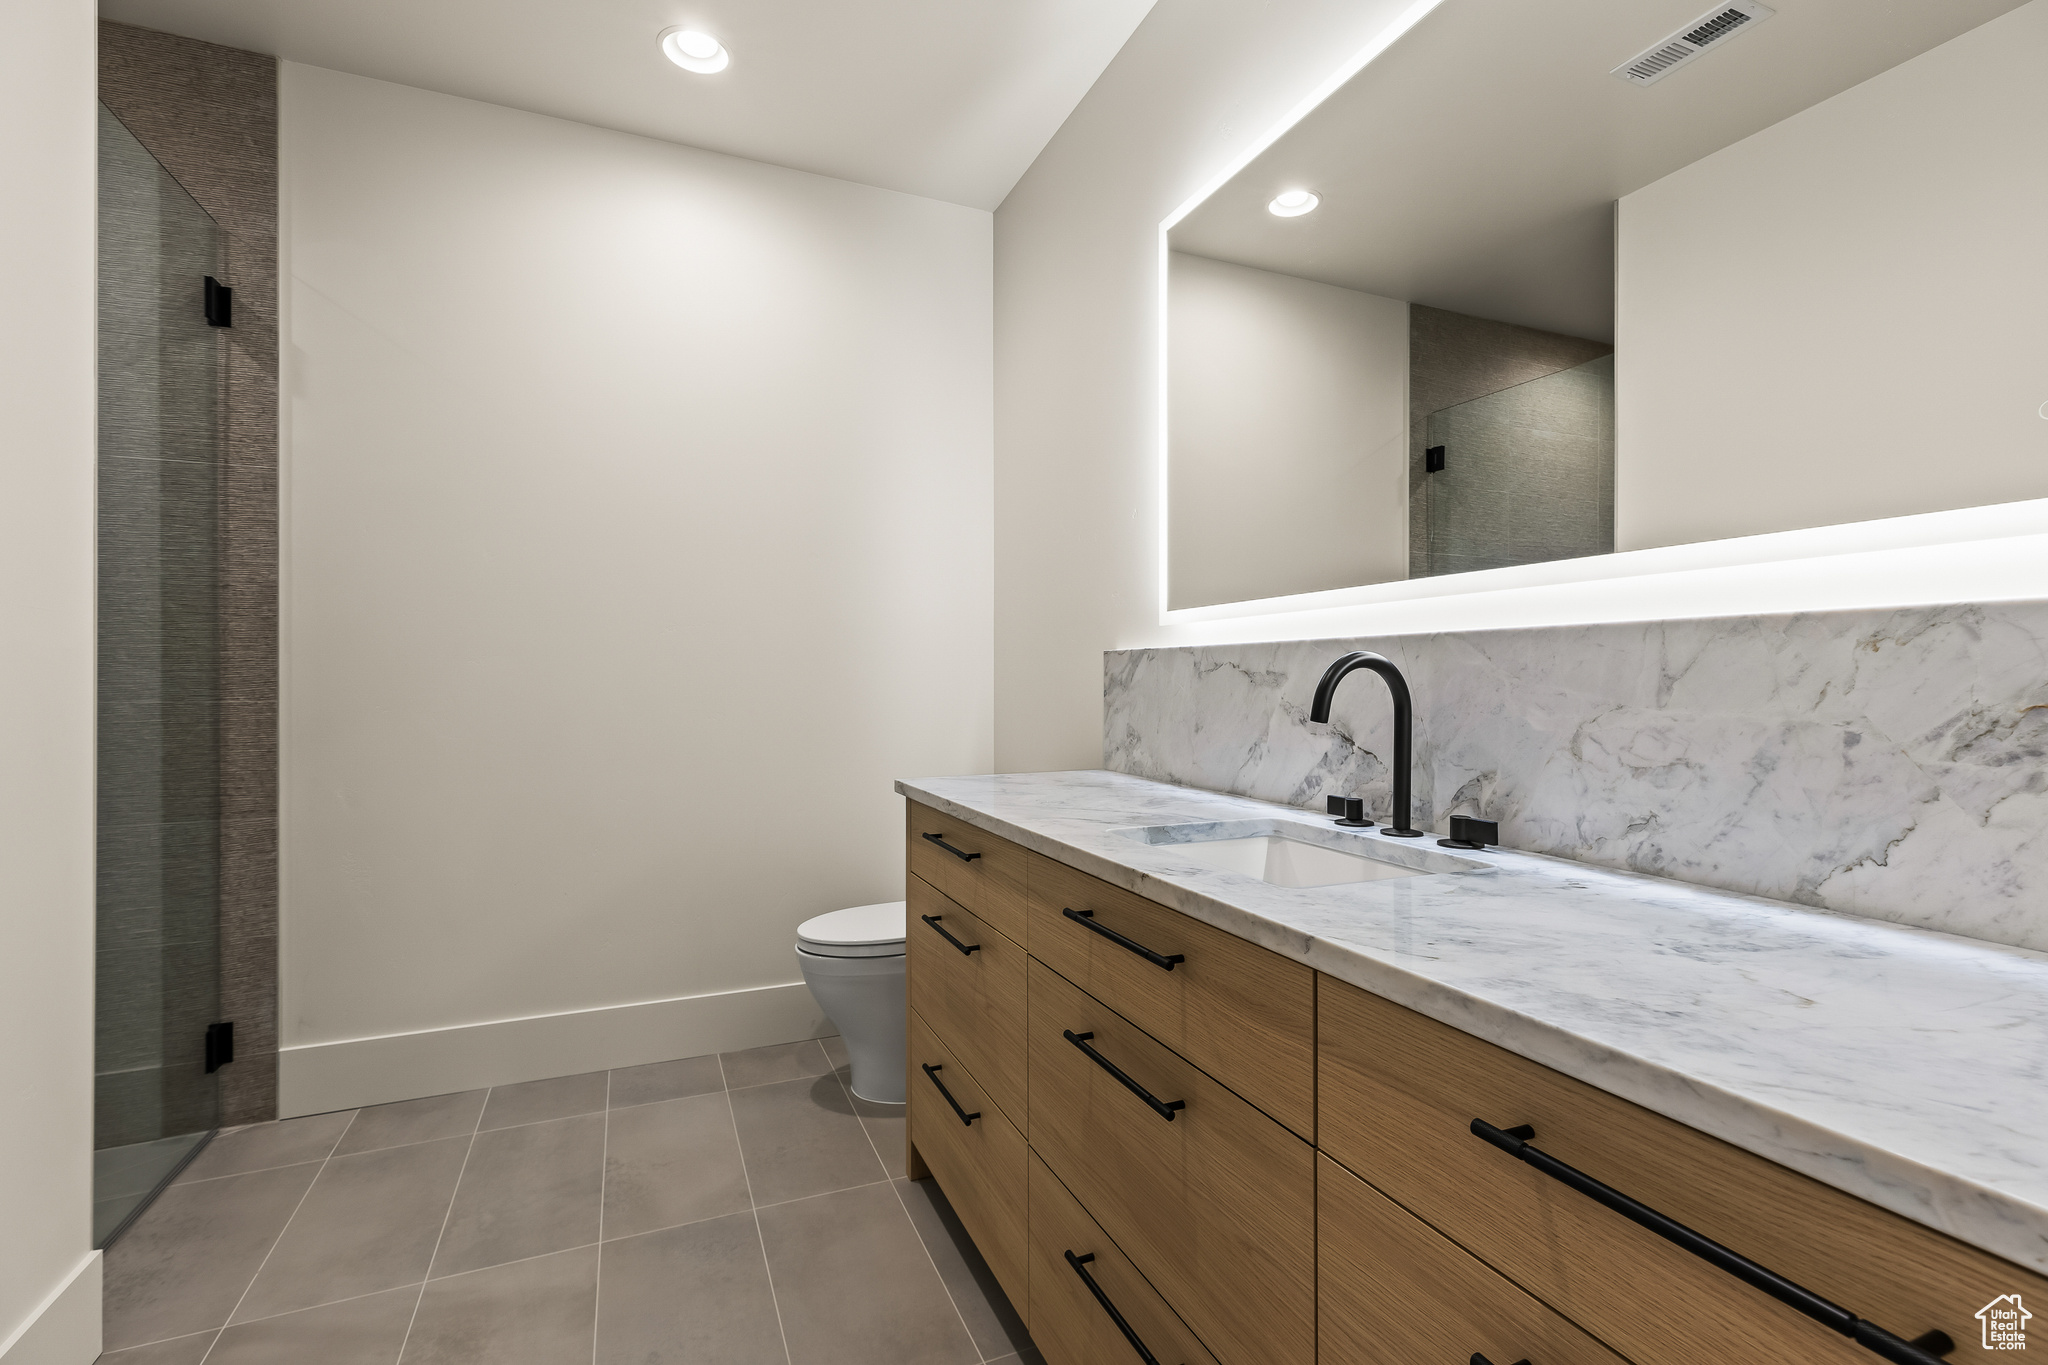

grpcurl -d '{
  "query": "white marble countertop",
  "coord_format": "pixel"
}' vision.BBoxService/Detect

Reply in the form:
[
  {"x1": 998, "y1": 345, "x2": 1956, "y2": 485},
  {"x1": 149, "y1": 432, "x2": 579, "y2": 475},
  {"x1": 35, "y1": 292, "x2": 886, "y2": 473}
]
[{"x1": 896, "y1": 769, "x2": 2048, "y2": 1275}]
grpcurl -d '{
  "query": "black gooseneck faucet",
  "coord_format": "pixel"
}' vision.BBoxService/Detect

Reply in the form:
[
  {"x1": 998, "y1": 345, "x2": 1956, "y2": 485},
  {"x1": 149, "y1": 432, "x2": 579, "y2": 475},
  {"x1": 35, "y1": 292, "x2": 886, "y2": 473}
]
[{"x1": 1308, "y1": 651, "x2": 1424, "y2": 838}]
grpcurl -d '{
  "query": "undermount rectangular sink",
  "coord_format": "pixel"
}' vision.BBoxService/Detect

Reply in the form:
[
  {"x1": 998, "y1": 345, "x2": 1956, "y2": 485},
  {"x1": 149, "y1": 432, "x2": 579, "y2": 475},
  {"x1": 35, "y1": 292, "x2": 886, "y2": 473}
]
[{"x1": 1117, "y1": 819, "x2": 1491, "y2": 888}]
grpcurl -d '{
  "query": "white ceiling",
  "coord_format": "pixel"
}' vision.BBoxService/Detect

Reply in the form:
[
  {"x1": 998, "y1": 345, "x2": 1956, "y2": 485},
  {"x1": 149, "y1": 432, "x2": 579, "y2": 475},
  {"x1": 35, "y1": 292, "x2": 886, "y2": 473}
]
[
  {"x1": 97, "y1": 0, "x2": 1160, "y2": 209},
  {"x1": 1170, "y1": 0, "x2": 2026, "y2": 340}
]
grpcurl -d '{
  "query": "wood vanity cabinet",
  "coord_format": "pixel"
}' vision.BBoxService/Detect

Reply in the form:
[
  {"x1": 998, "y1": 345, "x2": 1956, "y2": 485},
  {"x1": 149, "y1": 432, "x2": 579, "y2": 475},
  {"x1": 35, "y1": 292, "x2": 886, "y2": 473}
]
[
  {"x1": 1026, "y1": 957, "x2": 1316, "y2": 1365},
  {"x1": 1318, "y1": 974, "x2": 2048, "y2": 1365},
  {"x1": 903, "y1": 800, "x2": 2048, "y2": 1365},
  {"x1": 906, "y1": 872, "x2": 1027, "y2": 1125},
  {"x1": 906, "y1": 803, "x2": 1029, "y2": 943},
  {"x1": 1029, "y1": 1152, "x2": 1221, "y2": 1365},
  {"x1": 1024, "y1": 852, "x2": 1314, "y2": 1139},
  {"x1": 904, "y1": 1009, "x2": 1029, "y2": 1311},
  {"x1": 1320, "y1": 1151, "x2": 1629, "y2": 1365}
]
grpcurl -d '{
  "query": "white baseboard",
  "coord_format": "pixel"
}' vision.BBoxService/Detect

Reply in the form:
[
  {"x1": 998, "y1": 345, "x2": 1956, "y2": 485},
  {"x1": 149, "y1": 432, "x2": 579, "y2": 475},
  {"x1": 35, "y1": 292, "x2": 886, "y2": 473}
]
[
  {"x1": 280, "y1": 980, "x2": 834, "y2": 1116},
  {"x1": 0, "y1": 1253, "x2": 100, "y2": 1365}
]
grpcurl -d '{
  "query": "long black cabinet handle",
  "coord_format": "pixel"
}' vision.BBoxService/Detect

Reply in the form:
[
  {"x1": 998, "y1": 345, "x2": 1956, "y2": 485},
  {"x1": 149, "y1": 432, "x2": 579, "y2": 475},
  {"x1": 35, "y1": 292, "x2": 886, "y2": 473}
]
[
  {"x1": 1065, "y1": 1251, "x2": 1162, "y2": 1365},
  {"x1": 1063, "y1": 908, "x2": 1185, "y2": 971},
  {"x1": 921, "y1": 831, "x2": 981, "y2": 862},
  {"x1": 1470, "y1": 1355, "x2": 1530, "y2": 1365},
  {"x1": 920, "y1": 914, "x2": 980, "y2": 956},
  {"x1": 1064, "y1": 1030, "x2": 1185, "y2": 1121},
  {"x1": 920, "y1": 1063, "x2": 979, "y2": 1126},
  {"x1": 1470, "y1": 1120, "x2": 1956, "y2": 1365}
]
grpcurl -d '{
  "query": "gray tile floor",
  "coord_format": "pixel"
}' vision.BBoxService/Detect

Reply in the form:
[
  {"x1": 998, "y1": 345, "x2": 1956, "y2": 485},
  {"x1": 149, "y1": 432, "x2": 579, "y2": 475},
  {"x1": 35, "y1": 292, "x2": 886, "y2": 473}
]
[{"x1": 99, "y1": 1038, "x2": 1041, "y2": 1365}]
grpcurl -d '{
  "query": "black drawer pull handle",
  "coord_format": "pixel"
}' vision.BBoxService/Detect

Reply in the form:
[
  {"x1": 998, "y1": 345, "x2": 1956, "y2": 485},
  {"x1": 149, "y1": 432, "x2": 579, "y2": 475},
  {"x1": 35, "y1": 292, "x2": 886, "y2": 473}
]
[
  {"x1": 1470, "y1": 1120, "x2": 1956, "y2": 1365},
  {"x1": 921, "y1": 831, "x2": 982, "y2": 862},
  {"x1": 1063, "y1": 908, "x2": 1185, "y2": 971},
  {"x1": 1064, "y1": 1030, "x2": 1185, "y2": 1121},
  {"x1": 1065, "y1": 1251, "x2": 1163, "y2": 1365},
  {"x1": 920, "y1": 1064, "x2": 979, "y2": 1126},
  {"x1": 920, "y1": 914, "x2": 980, "y2": 956},
  {"x1": 1470, "y1": 1355, "x2": 1529, "y2": 1365}
]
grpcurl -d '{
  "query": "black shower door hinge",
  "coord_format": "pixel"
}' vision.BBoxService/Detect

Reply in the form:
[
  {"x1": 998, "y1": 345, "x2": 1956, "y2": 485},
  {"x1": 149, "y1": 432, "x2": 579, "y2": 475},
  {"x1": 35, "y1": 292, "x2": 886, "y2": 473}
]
[
  {"x1": 204, "y1": 276, "x2": 234, "y2": 328},
  {"x1": 205, "y1": 1021, "x2": 235, "y2": 1073},
  {"x1": 1426, "y1": 445, "x2": 1447, "y2": 473}
]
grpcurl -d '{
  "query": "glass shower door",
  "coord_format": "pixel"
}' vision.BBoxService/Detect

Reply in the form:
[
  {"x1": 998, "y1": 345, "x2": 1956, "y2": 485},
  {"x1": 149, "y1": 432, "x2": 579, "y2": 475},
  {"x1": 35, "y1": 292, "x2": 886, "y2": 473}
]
[
  {"x1": 94, "y1": 104, "x2": 225, "y2": 1246},
  {"x1": 1422, "y1": 353, "x2": 1615, "y2": 578}
]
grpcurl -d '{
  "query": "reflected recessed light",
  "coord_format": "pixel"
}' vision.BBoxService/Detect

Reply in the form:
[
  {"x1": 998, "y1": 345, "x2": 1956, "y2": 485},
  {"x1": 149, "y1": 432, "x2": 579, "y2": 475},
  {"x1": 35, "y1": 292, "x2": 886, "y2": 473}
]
[
  {"x1": 1268, "y1": 189, "x2": 1319, "y2": 217},
  {"x1": 661, "y1": 27, "x2": 730, "y2": 74}
]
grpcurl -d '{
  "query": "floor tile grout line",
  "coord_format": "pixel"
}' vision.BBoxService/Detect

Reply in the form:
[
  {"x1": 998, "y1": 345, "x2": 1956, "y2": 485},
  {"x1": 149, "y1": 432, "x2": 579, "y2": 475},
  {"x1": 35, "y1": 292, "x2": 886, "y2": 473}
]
[
  {"x1": 172, "y1": 1106, "x2": 360, "y2": 1186},
  {"x1": 592, "y1": 1069, "x2": 611, "y2": 1365},
  {"x1": 192, "y1": 1104, "x2": 361, "y2": 1365},
  {"x1": 124, "y1": 1280, "x2": 432, "y2": 1348},
  {"x1": 392, "y1": 1090, "x2": 488, "y2": 1364},
  {"x1": 827, "y1": 1062, "x2": 986, "y2": 1362},
  {"x1": 749, "y1": 1178, "x2": 895, "y2": 1217},
  {"x1": 101, "y1": 1326, "x2": 223, "y2": 1357},
  {"x1": 438, "y1": 1239, "x2": 602, "y2": 1280},
  {"x1": 720, "y1": 1052, "x2": 794, "y2": 1365}
]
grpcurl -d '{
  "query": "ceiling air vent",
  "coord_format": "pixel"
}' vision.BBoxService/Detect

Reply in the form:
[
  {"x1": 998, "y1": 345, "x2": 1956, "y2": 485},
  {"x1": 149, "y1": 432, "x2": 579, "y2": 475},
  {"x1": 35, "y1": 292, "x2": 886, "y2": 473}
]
[{"x1": 1612, "y1": 2, "x2": 1775, "y2": 86}]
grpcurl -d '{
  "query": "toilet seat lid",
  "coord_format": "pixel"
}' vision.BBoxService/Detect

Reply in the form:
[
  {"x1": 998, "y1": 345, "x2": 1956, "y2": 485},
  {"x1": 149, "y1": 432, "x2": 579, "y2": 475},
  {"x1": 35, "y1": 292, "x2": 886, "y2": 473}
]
[{"x1": 798, "y1": 901, "x2": 907, "y2": 955}]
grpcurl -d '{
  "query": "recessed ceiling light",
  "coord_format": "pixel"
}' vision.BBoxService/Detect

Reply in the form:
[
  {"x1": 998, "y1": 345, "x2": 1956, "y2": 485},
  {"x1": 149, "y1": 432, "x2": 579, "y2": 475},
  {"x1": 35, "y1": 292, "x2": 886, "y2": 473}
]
[
  {"x1": 1268, "y1": 189, "x2": 1320, "y2": 217},
  {"x1": 660, "y1": 27, "x2": 730, "y2": 74}
]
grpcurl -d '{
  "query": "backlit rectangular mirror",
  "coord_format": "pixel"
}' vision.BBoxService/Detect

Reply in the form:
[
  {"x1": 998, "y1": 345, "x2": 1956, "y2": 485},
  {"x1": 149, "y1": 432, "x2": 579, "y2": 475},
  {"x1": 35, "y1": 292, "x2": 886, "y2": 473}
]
[{"x1": 1166, "y1": 0, "x2": 2046, "y2": 611}]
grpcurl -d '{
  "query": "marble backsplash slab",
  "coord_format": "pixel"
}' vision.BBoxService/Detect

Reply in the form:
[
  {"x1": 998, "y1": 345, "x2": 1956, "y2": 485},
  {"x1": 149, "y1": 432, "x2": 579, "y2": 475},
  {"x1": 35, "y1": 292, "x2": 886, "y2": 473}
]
[{"x1": 1103, "y1": 603, "x2": 2048, "y2": 953}]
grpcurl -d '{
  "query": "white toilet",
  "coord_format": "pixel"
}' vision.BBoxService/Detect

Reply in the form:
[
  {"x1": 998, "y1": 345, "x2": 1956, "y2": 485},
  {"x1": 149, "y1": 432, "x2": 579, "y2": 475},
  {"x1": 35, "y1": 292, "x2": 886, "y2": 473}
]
[{"x1": 794, "y1": 901, "x2": 907, "y2": 1104}]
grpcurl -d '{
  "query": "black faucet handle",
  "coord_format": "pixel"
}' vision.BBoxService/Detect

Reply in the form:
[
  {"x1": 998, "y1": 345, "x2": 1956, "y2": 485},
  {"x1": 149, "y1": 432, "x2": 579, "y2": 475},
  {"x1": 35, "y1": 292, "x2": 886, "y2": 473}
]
[
  {"x1": 1440, "y1": 815, "x2": 1498, "y2": 850},
  {"x1": 1327, "y1": 795, "x2": 1373, "y2": 828}
]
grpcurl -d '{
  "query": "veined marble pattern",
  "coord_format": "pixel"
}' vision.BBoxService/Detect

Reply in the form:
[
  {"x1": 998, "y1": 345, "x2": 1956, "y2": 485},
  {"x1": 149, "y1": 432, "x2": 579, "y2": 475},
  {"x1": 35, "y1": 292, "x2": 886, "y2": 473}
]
[
  {"x1": 896, "y1": 770, "x2": 2048, "y2": 1276},
  {"x1": 1104, "y1": 604, "x2": 2048, "y2": 953}
]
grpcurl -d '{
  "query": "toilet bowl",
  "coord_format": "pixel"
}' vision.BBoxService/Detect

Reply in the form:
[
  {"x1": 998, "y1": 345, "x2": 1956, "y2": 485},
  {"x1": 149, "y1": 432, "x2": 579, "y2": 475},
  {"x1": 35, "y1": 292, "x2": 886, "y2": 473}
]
[{"x1": 795, "y1": 901, "x2": 907, "y2": 1104}]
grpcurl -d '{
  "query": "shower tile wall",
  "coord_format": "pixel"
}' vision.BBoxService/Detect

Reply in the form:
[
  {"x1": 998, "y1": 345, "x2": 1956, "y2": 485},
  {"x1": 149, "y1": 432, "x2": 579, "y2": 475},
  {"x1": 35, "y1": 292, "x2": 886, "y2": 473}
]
[
  {"x1": 1105, "y1": 602, "x2": 2048, "y2": 955},
  {"x1": 102, "y1": 22, "x2": 280, "y2": 1127},
  {"x1": 1407, "y1": 305, "x2": 1612, "y2": 579},
  {"x1": 1424, "y1": 355, "x2": 1614, "y2": 576}
]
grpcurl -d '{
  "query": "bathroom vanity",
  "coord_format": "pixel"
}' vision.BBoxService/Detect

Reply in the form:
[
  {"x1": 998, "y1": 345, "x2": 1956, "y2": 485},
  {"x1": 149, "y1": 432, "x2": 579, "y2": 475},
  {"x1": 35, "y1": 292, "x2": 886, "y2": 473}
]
[{"x1": 900, "y1": 771, "x2": 2048, "y2": 1365}]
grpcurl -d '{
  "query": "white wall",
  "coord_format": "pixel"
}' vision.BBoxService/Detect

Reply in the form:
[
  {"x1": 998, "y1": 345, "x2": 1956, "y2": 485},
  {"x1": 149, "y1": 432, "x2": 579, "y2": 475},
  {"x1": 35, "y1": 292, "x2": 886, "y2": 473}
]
[
  {"x1": 1616, "y1": 0, "x2": 2048, "y2": 552},
  {"x1": 280, "y1": 64, "x2": 993, "y2": 1111},
  {"x1": 1168, "y1": 253, "x2": 1407, "y2": 609},
  {"x1": 0, "y1": 0, "x2": 102, "y2": 1361},
  {"x1": 993, "y1": 0, "x2": 2048, "y2": 773}
]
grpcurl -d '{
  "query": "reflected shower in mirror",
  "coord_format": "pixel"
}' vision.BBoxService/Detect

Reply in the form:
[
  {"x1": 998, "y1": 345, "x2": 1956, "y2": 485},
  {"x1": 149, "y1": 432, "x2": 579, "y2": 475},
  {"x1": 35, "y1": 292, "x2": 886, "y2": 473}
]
[{"x1": 1165, "y1": 0, "x2": 2047, "y2": 611}]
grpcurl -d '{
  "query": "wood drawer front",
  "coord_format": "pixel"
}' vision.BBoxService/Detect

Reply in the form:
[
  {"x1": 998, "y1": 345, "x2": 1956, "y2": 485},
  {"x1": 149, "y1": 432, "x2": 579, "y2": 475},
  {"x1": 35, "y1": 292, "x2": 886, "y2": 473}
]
[
  {"x1": 1319, "y1": 975, "x2": 2047, "y2": 1365},
  {"x1": 1024, "y1": 853, "x2": 1314, "y2": 1138},
  {"x1": 907, "y1": 802, "x2": 1028, "y2": 944},
  {"x1": 1321, "y1": 1153, "x2": 1630, "y2": 1365},
  {"x1": 907, "y1": 875, "x2": 1026, "y2": 1126},
  {"x1": 1029, "y1": 1152, "x2": 1220, "y2": 1365},
  {"x1": 907, "y1": 1008, "x2": 1029, "y2": 1318},
  {"x1": 1027, "y1": 958, "x2": 1314, "y2": 1365}
]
